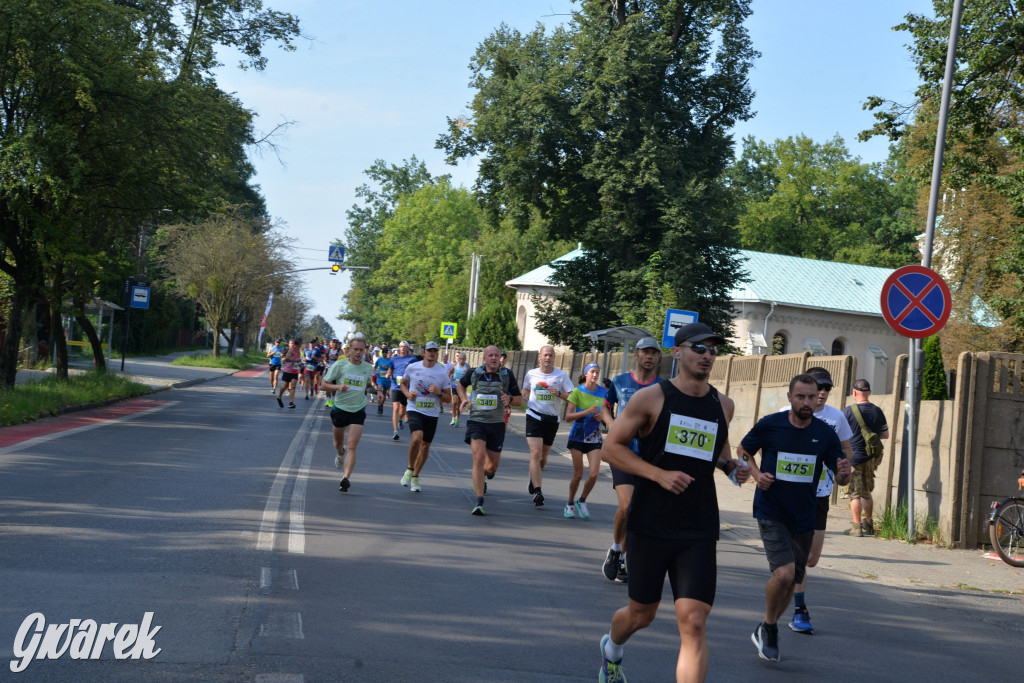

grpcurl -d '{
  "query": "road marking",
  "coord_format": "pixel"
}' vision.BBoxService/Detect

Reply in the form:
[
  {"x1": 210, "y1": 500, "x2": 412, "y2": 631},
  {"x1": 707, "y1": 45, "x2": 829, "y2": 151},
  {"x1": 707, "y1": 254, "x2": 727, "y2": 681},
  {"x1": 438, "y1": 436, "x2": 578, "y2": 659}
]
[
  {"x1": 258, "y1": 612, "x2": 304, "y2": 639},
  {"x1": 0, "y1": 400, "x2": 175, "y2": 454},
  {"x1": 256, "y1": 402, "x2": 321, "y2": 551},
  {"x1": 260, "y1": 567, "x2": 272, "y2": 589},
  {"x1": 283, "y1": 569, "x2": 299, "y2": 590},
  {"x1": 255, "y1": 675, "x2": 304, "y2": 682},
  {"x1": 288, "y1": 403, "x2": 324, "y2": 554}
]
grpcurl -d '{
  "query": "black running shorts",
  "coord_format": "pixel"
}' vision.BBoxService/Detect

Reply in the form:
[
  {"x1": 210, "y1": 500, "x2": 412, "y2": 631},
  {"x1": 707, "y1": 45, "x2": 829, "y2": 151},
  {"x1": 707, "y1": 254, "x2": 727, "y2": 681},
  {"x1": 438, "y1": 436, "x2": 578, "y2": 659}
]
[
  {"x1": 406, "y1": 411, "x2": 439, "y2": 443},
  {"x1": 330, "y1": 408, "x2": 366, "y2": 429},
  {"x1": 567, "y1": 440, "x2": 602, "y2": 454},
  {"x1": 464, "y1": 420, "x2": 506, "y2": 453},
  {"x1": 525, "y1": 414, "x2": 559, "y2": 446},
  {"x1": 610, "y1": 462, "x2": 637, "y2": 489},
  {"x1": 391, "y1": 388, "x2": 408, "y2": 406},
  {"x1": 281, "y1": 371, "x2": 298, "y2": 384},
  {"x1": 814, "y1": 495, "x2": 829, "y2": 531},
  {"x1": 625, "y1": 532, "x2": 717, "y2": 606},
  {"x1": 757, "y1": 519, "x2": 814, "y2": 584}
]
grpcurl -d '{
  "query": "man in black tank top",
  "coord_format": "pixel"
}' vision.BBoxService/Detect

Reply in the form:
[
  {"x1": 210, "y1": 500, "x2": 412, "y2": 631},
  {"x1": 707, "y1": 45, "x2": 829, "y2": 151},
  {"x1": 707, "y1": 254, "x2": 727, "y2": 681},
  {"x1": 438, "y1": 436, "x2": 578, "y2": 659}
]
[{"x1": 598, "y1": 323, "x2": 746, "y2": 683}]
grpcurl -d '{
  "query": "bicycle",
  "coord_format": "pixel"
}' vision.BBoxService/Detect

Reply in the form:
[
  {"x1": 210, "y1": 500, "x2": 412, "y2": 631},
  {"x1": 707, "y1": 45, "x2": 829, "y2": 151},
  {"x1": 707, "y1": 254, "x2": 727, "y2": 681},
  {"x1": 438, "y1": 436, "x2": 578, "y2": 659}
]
[{"x1": 988, "y1": 469, "x2": 1024, "y2": 567}]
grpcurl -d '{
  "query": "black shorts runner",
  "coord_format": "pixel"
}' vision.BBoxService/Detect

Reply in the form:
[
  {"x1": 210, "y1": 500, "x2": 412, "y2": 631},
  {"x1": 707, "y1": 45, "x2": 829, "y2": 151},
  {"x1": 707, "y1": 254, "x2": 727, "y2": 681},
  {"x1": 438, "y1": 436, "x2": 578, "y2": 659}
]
[
  {"x1": 281, "y1": 371, "x2": 298, "y2": 384},
  {"x1": 391, "y1": 388, "x2": 408, "y2": 406},
  {"x1": 757, "y1": 519, "x2": 814, "y2": 584},
  {"x1": 815, "y1": 495, "x2": 829, "y2": 531},
  {"x1": 625, "y1": 532, "x2": 717, "y2": 606},
  {"x1": 464, "y1": 420, "x2": 506, "y2": 452},
  {"x1": 610, "y1": 461, "x2": 638, "y2": 488},
  {"x1": 525, "y1": 413, "x2": 559, "y2": 446},
  {"x1": 330, "y1": 408, "x2": 366, "y2": 429},
  {"x1": 567, "y1": 440, "x2": 602, "y2": 454},
  {"x1": 406, "y1": 411, "x2": 439, "y2": 443}
]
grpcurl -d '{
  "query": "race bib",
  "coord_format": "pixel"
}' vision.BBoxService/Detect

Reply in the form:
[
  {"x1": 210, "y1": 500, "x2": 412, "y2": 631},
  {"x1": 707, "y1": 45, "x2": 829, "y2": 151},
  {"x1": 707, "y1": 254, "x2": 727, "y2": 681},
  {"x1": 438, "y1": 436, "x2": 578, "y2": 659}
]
[
  {"x1": 415, "y1": 396, "x2": 437, "y2": 411},
  {"x1": 534, "y1": 388, "x2": 555, "y2": 402},
  {"x1": 775, "y1": 452, "x2": 816, "y2": 483},
  {"x1": 396, "y1": 375, "x2": 403, "y2": 384},
  {"x1": 664, "y1": 415, "x2": 718, "y2": 461},
  {"x1": 475, "y1": 393, "x2": 499, "y2": 409},
  {"x1": 343, "y1": 374, "x2": 365, "y2": 389}
]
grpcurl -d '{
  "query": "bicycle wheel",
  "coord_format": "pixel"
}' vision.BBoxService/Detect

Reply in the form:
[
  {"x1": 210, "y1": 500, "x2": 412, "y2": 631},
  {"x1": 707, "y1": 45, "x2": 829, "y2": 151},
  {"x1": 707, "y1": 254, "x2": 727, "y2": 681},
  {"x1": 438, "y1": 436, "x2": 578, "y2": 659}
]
[{"x1": 989, "y1": 498, "x2": 1024, "y2": 567}]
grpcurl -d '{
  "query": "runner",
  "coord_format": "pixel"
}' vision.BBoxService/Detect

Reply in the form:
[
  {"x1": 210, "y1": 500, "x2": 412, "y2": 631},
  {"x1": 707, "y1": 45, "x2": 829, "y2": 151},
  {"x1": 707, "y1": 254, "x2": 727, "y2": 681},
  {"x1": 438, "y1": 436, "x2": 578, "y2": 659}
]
[
  {"x1": 266, "y1": 339, "x2": 283, "y2": 394},
  {"x1": 780, "y1": 366, "x2": 854, "y2": 635},
  {"x1": 324, "y1": 339, "x2": 341, "y2": 408},
  {"x1": 389, "y1": 341, "x2": 418, "y2": 440},
  {"x1": 456, "y1": 345, "x2": 522, "y2": 515},
  {"x1": 449, "y1": 352, "x2": 469, "y2": 426},
  {"x1": 374, "y1": 347, "x2": 393, "y2": 416},
  {"x1": 738, "y1": 372, "x2": 851, "y2": 663},
  {"x1": 598, "y1": 322, "x2": 741, "y2": 682},
  {"x1": 602, "y1": 337, "x2": 663, "y2": 582},
  {"x1": 321, "y1": 336, "x2": 374, "y2": 493},
  {"x1": 301, "y1": 340, "x2": 319, "y2": 400},
  {"x1": 563, "y1": 363, "x2": 610, "y2": 520},
  {"x1": 398, "y1": 341, "x2": 453, "y2": 493},
  {"x1": 520, "y1": 345, "x2": 574, "y2": 506},
  {"x1": 276, "y1": 338, "x2": 302, "y2": 409}
]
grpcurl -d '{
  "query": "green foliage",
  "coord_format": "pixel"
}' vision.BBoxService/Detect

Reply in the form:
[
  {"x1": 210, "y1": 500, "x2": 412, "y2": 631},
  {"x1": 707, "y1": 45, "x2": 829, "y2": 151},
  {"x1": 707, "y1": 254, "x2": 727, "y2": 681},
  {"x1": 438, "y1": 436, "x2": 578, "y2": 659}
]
[
  {"x1": 0, "y1": 371, "x2": 149, "y2": 426},
  {"x1": 876, "y1": 502, "x2": 945, "y2": 545},
  {"x1": 437, "y1": 0, "x2": 756, "y2": 340},
  {"x1": 921, "y1": 335, "x2": 949, "y2": 400},
  {"x1": 303, "y1": 314, "x2": 336, "y2": 341},
  {"x1": 533, "y1": 250, "x2": 618, "y2": 352},
  {"x1": 729, "y1": 135, "x2": 920, "y2": 266},
  {"x1": 172, "y1": 350, "x2": 263, "y2": 370},
  {"x1": 465, "y1": 298, "x2": 521, "y2": 351}
]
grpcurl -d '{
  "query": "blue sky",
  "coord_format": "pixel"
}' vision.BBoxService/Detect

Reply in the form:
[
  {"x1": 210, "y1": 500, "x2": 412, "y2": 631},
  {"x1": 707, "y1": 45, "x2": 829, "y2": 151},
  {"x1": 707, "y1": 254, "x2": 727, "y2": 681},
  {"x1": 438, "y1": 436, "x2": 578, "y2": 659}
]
[{"x1": 216, "y1": 0, "x2": 935, "y2": 335}]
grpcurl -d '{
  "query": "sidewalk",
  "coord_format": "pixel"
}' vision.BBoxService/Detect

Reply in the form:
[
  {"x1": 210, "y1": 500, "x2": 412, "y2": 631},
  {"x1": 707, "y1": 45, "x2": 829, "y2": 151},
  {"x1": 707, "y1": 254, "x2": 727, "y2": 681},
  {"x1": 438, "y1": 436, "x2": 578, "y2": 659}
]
[
  {"x1": 19, "y1": 351, "x2": 242, "y2": 390},
  {"x1": 505, "y1": 408, "x2": 1024, "y2": 594}
]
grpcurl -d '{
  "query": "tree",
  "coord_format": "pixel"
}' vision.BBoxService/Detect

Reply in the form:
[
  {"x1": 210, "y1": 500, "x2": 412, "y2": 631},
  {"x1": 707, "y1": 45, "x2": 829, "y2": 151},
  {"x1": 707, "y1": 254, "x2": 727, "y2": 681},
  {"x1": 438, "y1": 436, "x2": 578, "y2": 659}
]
[
  {"x1": 437, "y1": 0, "x2": 757, "y2": 337},
  {"x1": 159, "y1": 209, "x2": 287, "y2": 357},
  {"x1": 466, "y1": 299, "x2": 521, "y2": 351},
  {"x1": 341, "y1": 157, "x2": 448, "y2": 340},
  {"x1": 728, "y1": 134, "x2": 920, "y2": 267},
  {"x1": 533, "y1": 250, "x2": 617, "y2": 352},
  {"x1": 921, "y1": 335, "x2": 949, "y2": 400},
  {"x1": 303, "y1": 314, "x2": 336, "y2": 342}
]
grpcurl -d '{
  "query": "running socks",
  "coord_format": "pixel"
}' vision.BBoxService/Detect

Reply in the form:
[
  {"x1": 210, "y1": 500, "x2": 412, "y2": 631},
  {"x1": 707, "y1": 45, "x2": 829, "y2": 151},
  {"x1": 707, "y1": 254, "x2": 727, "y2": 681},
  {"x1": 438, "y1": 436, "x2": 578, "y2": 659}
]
[{"x1": 603, "y1": 634, "x2": 624, "y2": 662}]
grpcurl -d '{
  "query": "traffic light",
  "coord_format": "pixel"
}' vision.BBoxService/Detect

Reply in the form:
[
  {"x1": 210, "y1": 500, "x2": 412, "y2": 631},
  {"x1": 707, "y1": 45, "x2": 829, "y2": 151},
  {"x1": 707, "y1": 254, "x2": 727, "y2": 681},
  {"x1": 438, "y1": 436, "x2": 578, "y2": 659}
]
[{"x1": 331, "y1": 264, "x2": 340, "y2": 273}]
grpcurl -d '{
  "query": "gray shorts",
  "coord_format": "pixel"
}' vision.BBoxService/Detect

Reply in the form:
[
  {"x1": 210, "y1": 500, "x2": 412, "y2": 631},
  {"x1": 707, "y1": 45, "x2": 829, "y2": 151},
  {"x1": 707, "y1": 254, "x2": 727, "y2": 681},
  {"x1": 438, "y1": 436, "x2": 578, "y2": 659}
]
[{"x1": 757, "y1": 519, "x2": 814, "y2": 584}]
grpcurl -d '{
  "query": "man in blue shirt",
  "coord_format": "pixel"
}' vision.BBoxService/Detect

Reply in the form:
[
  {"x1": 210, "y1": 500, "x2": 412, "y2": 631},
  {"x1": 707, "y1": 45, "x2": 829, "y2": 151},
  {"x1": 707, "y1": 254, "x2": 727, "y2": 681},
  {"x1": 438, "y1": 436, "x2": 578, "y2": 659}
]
[{"x1": 738, "y1": 373, "x2": 851, "y2": 663}]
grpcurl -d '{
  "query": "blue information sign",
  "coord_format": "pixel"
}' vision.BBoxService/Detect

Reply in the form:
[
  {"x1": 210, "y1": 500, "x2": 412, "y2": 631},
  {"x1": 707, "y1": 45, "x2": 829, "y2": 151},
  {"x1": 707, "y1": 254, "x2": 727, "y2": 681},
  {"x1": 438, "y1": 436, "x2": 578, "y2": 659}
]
[{"x1": 662, "y1": 309, "x2": 698, "y2": 348}]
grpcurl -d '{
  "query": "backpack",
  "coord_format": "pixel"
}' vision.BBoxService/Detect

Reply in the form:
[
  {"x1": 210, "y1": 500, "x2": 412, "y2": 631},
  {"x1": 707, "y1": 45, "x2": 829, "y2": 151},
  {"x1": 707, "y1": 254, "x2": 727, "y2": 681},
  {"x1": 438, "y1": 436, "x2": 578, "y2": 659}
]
[{"x1": 850, "y1": 404, "x2": 884, "y2": 460}]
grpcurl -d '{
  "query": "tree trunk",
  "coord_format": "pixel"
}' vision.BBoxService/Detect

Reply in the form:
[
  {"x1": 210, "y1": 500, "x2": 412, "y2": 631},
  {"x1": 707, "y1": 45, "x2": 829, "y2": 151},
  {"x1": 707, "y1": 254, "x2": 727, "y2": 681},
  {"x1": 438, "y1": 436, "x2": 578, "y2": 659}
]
[
  {"x1": 49, "y1": 300, "x2": 69, "y2": 381},
  {"x1": 77, "y1": 313, "x2": 107, "y2": 372},
  {"x1": 0, "y1": 287, "x2": 27, "y2": 387},
  {"x1": 20, "y1": 303, "x2": 38, "y2": 367},
  {"x1": 210, "y1": 318, "x2": 221, "y2": 357}
]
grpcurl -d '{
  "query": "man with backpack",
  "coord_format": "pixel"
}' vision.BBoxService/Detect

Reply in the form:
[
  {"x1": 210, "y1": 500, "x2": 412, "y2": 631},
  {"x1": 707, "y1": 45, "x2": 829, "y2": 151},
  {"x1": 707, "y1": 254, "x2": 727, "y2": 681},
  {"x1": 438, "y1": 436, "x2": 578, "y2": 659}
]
[{"x1": 842, "y1": 379, "x2": 889, "y2": 537}]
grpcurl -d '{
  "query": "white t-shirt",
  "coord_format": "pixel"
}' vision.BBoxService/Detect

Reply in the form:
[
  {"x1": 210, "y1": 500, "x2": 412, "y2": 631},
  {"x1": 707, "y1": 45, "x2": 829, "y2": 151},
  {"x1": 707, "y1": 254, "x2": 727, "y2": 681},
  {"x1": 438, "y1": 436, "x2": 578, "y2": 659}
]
[
  {"x1": 778, "y1": 403, "x2": 852, "y2": 496},
  {"x1": 403, "y1": 361, "x2": 452, "y2": 418},
  {"x1": 522, "y1": 367, "x2": 575, "y2": 419}
]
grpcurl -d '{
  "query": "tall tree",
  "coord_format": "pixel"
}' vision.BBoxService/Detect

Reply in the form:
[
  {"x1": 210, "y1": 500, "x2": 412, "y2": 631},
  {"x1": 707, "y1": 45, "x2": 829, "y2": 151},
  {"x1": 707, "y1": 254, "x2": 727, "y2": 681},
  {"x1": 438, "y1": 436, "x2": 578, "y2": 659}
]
[
  {"x1": 437, "y1": 0, "x2": 757, "y2": 337},
  {"x1": 728, "y1": 134, "x2": 920, "y2": 266}
]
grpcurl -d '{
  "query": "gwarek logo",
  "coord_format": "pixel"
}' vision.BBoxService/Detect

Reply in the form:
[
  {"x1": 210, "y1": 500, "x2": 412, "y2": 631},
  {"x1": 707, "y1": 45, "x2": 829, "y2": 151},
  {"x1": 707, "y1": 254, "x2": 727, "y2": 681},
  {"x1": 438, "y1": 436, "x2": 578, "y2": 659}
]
[{"x1": 10, "y1": 612, "x2": 161, "y2": 673}]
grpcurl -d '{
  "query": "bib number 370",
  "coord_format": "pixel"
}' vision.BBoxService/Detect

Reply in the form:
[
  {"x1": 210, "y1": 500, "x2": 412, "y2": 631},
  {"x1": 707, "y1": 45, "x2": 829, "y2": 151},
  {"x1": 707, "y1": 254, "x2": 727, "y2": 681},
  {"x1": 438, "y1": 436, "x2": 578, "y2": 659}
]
[{"x1": 664, "y1": 415, "x2": 718, "y2": 461}]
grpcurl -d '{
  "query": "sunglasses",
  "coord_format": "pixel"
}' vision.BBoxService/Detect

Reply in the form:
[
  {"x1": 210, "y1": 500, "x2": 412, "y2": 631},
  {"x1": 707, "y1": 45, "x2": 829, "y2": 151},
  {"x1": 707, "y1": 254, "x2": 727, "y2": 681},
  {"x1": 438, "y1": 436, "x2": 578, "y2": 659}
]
[{"x1": 682, "y1": 342, "x2": 718, "y2": 356}]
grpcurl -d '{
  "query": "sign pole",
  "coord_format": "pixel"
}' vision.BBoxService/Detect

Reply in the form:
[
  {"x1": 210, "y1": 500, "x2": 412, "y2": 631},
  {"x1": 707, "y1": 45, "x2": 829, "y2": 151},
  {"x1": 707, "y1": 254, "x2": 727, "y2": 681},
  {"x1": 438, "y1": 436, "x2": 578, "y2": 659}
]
[{"x1": 905, "y1": 338, "x2": 917, "y2": 542}]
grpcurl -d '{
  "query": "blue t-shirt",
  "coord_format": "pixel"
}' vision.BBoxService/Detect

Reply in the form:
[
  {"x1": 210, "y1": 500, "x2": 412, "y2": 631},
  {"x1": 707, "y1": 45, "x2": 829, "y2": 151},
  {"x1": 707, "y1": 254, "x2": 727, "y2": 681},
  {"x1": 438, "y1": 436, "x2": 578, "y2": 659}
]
[
  {"x1": 268, "y1": 345, "x2": 282, "y2": 366},
  {"x1": 374, "y1": 357, "x2": 393, "y2": 384},
  {"x1": 606, "y1": 372, "x2": 660, "y2": 453},
  {"x1": 391, "y1": 354, "x2": 416, "y2": 381},
  {"x1": 740, "y1": 411, "x2": 843, "y2": 533}
]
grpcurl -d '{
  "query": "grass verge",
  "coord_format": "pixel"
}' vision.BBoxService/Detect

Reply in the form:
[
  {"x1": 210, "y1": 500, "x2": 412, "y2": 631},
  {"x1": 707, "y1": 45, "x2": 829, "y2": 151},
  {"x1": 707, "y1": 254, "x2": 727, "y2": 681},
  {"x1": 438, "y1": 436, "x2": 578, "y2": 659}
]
[
  {"x1": 171, "y1": 350, "x2": 264, "y2": 370},
  {"x1": 0, "y1": 371, "x2": 150, "y2": 426}
]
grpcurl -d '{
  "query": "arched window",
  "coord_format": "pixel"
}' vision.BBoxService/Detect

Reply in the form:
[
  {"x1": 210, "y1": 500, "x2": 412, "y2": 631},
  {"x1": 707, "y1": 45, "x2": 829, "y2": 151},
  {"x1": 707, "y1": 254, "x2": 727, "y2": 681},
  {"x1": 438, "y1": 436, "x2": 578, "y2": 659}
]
[
  {"x1": 516, "y1": 305, "x2": 527, "y2": 345},
  {"x1": 831, "y1": 338, "x2": 845, "y2": 356},
  {"x1": 772, "y1": 332, "x2": 787, "y2": 355}
]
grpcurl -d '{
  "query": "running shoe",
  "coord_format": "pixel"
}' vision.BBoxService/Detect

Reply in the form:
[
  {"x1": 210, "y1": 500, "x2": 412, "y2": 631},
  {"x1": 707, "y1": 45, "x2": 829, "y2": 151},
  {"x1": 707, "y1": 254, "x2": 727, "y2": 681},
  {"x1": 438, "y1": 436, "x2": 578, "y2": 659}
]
[
  {"x1": 528, "y1": 479, "x2": 536, "y2": 495},
  {"x1": 452, "y1": 418, "x2": 459, "y2": 427},
  {"x1": 861, "y1": 519, "x2": 875, "y2": 536},
  {"x1": 277, "y1": 397, "x2": 284, "y2": 408},
  {"x1": 471, "y1": 503, "x2": 486, "y2": 516},
  {"x1": 450, "y1": 417, "x2": 456, "y2": 426},
  {"x1": 410, "y1": 477, "x2": 421, "y2": 493},
  {"x1": 751, "y1": 621, "x2": 780, "y2": 661},
  {"x1": 288, "y1": 402, "x2": 296, "y2": 409},
  {"x1": 563, "y1": 503, "x2": 576, "y2": 519},
  {"x1": 339, "y1": 477, "x2": 350, "y2": 492},
  {"x1": 392, "y1": 430, "x2": 400, "y2": 441},
  {"x1": 789, "y1": 607, "x2": 813, "y2": 634},
  {"x1": 377, "y1": 406, "x2": 384, "y2": 415},
  {"x1": 305, "y1": 394, "x2": 309, "y2": 400},
  {"x1": 401, "y1": 469, "x2": 413, "y2": 487},
  {"x1": 485, "y1": 471, "x2": 495, "y2": 480},
  {"x1": 602, "y1": 549, "x2": 621, "y2": 581},
  {"x1": 325, "y1": 398, "x2": 334, "y2": 409},
  {"x1": 575, "y1": 500, "x2": 590, "y2": 520},
  {"x1": 599, "y1": 634, "x2": 626, "y2": 682},
  {"x1": 615, "y1": 559, "x2": 628, "y2": 584},
  {"x1": 335, "y1": 448, "x2": 345, "y2": 470},
  {"x1": 399, "y1": 418, "x2": 405, "y2": 430},
  {"x1": 533, "y1": 491, "x2": 545, "y2": 507}
]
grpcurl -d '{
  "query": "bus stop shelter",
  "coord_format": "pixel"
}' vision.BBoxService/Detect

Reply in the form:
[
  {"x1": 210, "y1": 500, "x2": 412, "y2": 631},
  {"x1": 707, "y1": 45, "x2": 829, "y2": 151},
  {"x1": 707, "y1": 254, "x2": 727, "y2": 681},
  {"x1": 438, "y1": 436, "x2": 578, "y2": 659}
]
[{"x1": 583, "y1": 325, "x2": 656, "y2": 378}]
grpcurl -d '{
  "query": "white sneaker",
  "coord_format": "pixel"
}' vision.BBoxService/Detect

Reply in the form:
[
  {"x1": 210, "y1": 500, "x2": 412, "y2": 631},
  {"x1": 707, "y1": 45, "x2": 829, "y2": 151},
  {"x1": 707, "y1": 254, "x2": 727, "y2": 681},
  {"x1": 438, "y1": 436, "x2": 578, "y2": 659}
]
[
  {"x1": 410, "y1": 476, "x2": 421, "y2": 492},
  {"x1": 400, "y1": 469, "x2": 413, "y2": 486},
  {"x1": 334, "y1": 447, "x2": 345, "y2": 470},
  {"x1": 563, "y1": 503, "x2": 576, "y2": 519},
  {"x1": 575, "y1": 500, "x2": 590, "y2": 519}
]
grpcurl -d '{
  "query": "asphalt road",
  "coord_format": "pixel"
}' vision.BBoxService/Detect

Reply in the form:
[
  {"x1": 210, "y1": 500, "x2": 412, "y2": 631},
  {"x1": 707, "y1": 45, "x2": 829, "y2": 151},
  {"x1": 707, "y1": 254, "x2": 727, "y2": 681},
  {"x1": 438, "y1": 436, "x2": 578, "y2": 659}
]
[{"x1": 0, "y1": 369, "x2": 1019, "y2": 681}]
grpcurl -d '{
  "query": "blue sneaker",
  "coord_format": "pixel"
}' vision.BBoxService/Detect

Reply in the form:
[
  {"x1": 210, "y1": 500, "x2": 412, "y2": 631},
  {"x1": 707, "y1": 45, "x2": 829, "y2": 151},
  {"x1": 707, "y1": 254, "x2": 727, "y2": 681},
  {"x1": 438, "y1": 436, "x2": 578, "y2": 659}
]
[
  {"x1": 789, "y1": 606, "x2": 813, "y2": 634},
  {"x1": 599, "y1": 635, "x2": 626, "y2": 682}
]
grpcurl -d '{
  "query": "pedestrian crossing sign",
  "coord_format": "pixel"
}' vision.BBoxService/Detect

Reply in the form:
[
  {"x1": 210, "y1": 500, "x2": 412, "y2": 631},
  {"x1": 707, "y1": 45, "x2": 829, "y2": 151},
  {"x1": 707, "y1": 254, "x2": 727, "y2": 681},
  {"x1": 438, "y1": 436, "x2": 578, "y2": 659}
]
[
  {"x1": 328, "y1": 245, "x2": 345, "y2": 262},
  {"x1": 440, "y1": 322, "x2": 457, "y2": 339}
]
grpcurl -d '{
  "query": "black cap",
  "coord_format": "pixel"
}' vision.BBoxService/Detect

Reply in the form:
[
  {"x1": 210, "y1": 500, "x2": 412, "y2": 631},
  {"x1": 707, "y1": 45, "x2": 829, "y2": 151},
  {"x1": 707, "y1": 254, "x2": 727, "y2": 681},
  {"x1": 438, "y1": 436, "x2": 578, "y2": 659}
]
[
  {"x1": 806, "y1": 366, "x2": 834, "y2": 388},
  {"x1": 674, "y1": 322, "x2": 725, "y2": 346},
  {"x1": 852, "y1": 378, "x2": 871, "y2": 392}
]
